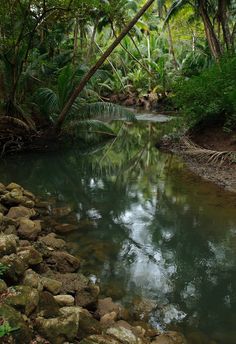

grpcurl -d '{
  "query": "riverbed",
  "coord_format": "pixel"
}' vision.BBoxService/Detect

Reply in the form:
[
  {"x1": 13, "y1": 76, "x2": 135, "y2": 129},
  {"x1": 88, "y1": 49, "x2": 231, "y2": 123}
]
[{"x1": 0, "y1": 122, "x2": 236, "y2": 344}]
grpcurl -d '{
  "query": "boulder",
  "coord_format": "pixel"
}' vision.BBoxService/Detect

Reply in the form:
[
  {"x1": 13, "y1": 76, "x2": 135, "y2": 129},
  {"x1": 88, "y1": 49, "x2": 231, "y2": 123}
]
[
  {"x1": 0, "y1": 188, "x2": 25, "y2": 206},
  {"x1": 23, "y1": 269, "x2": 43, "y2": 291},
  {"x1": 0, "y1": 234, "x2": 17, "y2": 257},
  {"x1": 100, "y1": 311, "x2": 118, "y2": 326},
  {"x1": 106, "y1": 325, "x2": 144, "y2": 344},
  {"x1": 132, "y1": 297, "x2": 157, "y2": 321},
  {"x1": 152, "y1": 332, "x2": 187, "y2": 344},
  {"x1": 0, "y1": 304, "x2": 32, "y2": 343},
  {"x1": 17, "y1": 246, "x2": 43, "y2": 265},
  {"x1": 35, "y1": 313, "x2": 79, "y2": 344},
  {"x1": 37, "y1": 291, "x2": 60, "y2": 318},
  {"x1": 18, "y1": 218, "x2": 41, "y2": 240},
  {"x1": 54, "y1": 223, "x2": 78, "y2": 234},
  {"x1": 75, "y1": 283, "x2": 100, "y2": 310},
  {"x1": 79, "y1": 335, "x2": 121, "y2": 344},
  {"x1": 0, "y1": 253, "x2": 28, "y2": 282},
  {"x1": 41, "y1": 276, "x2": 62, "y2": 295},
  {"x1": 0, "y1": 279, "x2": 7, "y2": 292},
  {"x1": 54, "y1": 295, "x2": 74, "y2": 307},
  {"x1": 40, "y1": 233, "x2": 66, "y2": 250},
  {"x1": 46, "y1": 251, "x2": 80, "y2": 273},
  {"x1": 0, "y1": 182, "x2": 6, "y2": 194},
  {"x1": 6, "y1": 205, "x2": 36, "y2": 219},
  {"x1": 78, "y1": 312, "x2": 103, "y2": 339},
  {"x1": 6, "y1": 183, "x2": 23, "y2": 191},
  {"x1": 96, "y1": 297, "x2": 122, "y2": 319},
  {"x1": 52, "y1": 206, "x2": 72, "y2": 217},
  {"x1": 5, "y1": 285, "x2": 39, "y2": 316}
]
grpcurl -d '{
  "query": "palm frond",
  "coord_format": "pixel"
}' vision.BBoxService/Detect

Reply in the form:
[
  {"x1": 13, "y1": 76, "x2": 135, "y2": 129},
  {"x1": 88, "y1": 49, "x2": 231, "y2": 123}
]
[
  {"x1": 164, "y1": 0, "x2": 188, "y2": 25},
  {"x1": 72, "y1": 102, "x2": 137, "y2": 122},
  {"x1": 34, "y1": 88, "x2": 59, "y2": 116}
]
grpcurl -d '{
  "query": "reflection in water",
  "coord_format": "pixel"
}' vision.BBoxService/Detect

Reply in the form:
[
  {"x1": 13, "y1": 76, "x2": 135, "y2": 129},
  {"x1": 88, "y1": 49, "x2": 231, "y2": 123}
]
[{"x1": 0, "y1": 122, "x2": 236, "y2": 343}]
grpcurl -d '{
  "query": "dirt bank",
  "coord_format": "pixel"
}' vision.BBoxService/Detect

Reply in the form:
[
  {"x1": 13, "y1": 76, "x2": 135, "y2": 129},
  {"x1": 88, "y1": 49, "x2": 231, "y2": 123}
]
[{"x1": 160, "y1": 126, "x2": 236, "y2": 193}]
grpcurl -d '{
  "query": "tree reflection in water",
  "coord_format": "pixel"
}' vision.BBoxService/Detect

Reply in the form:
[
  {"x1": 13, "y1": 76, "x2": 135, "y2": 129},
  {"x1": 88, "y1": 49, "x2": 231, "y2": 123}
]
[{"x1": 1, "y1": 122, "x2": 236, "y2": 343}]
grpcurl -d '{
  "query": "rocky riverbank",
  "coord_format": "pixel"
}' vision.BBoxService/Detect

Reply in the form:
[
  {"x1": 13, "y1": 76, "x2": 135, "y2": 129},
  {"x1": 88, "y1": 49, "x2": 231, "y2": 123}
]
[{"x1": 0, "y1": 182, "x2": 186, "y2": 344}]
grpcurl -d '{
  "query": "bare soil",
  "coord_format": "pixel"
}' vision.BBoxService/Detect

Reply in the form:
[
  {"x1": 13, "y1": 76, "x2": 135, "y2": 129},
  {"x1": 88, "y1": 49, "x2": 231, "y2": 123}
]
[{"x1": 163, "y1": 126, "x2": 236, "y2": 193}]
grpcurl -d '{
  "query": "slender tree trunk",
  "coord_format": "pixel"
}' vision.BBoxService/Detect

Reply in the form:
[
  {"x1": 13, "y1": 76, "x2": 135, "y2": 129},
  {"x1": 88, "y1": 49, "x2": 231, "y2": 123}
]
[
  {"x1": 198, "y1": 0, "x2": 222, "y2": 59},
  {"x1": 73, "y1": 18, "x2": 79, "y2": 65},
  {"x1": 56, "y1": 0, "x2": 156, "y2": 130},
  {"x1": 218, "y1": 0, "x2": 233, "y2": 52},
  {"x1": 164, "y1": 6, "x2": 178, "y2": 70}
]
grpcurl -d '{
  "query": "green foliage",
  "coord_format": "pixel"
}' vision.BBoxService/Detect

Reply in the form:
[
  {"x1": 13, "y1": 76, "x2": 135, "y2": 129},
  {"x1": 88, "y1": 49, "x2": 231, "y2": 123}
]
[
  {"x1": 173, "y1": 57, "x2": 236, "y2": 129},
  {"x1": 0, "y1": 263, "x2": 8, "y2": 277},
  {"x1": 0, "y1": 321, "x2": 19, "y2": 338}
]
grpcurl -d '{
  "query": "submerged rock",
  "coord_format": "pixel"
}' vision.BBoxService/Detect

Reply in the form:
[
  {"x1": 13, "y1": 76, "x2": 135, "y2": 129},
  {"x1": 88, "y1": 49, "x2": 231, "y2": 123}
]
[
  {"x1": 152, "y1": 332, "x2": 187, "y2": 344},
  {"x1": 46, "y1": 251, "x2": 80, "y2": 273},
  {"x1": 75, "y1": 283, "x2": 100, "y2": 310},
  {"x1": 39, "y1": 233, "x2": 66, "y2": 250}
]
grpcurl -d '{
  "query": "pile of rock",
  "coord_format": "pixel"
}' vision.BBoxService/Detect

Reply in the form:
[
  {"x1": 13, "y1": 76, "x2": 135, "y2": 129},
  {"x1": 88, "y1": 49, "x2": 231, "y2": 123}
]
[{"x1": 0, "y1": 182, "x2": 186, "y2": 344}]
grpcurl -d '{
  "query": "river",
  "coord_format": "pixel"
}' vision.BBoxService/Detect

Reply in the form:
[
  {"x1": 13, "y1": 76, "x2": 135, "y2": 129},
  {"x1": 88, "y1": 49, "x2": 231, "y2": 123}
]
[{"x1": 0, "y1": 121, "x2": 236, "y2": 344}]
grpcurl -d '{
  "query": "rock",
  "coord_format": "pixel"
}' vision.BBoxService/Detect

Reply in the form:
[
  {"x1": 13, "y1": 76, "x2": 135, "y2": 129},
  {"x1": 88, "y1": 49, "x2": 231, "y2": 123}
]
[
  {"x1": 0, "y1": 278, "x2": 7, "y2": 292},
  {"x1": 52, "y1": 206, "x2": 72, "y2": 217},
  {"x1": 17, "y1": 246, "x2": 43, "y2": 265},
  {"x1": 18, "y1": 218, "x2": 41, "y2": 240},
  {"x1": 55, "y1": 223, "x2": 78, "y2": 234},
  {"x1": 75, "y1": 283, "x2": 100, "y2": 310},
  {"x1": 41, "y1": 276, "x2": 62, "y2": 295},
  {"x1": 152, "y1": 332, "x2": 187, "y2": 344},
  {"x1": 0, "y1": 234, "x2": 17, "y2": 257},
  {"x1": 100, "y1": 311, "x2": 118, "y2": 326},
  {"x1": 0, "y1": 182, "x2": 6, "y2": 194},
  {"x1": 1, "y1": 188, "x2": 25, "y2": 206},
  {"x1": 0, "y1": 203, "x2": 8, "y2": 214},
  {"x1": 6, "y1": 205, "x2": 36, "y2": 219},
  {"x1": 0, "y1": 253, "x2": 28, "y2": 282},
  {"x1": 42, "y1": 271, "x2": 95, "y2": 295},
  {"x1": 35, "y1": 313, "x2": 79, "y2": 344},
  {"x1": 78, "y1": 312, "x2": 102, "y2": 339},
  {"x1": 23, "y1": 190, "x2": 36, "y2": 200},
  {"x1": 96, "y1": 297, "x2": 122, "y2": 319},
  {"x1": 38, "y1": 291, "x2": 60, "y2": 318},
  {"x1": 6, "y1": 183, "x2": 23, "y2": 191},
  {"x1": 40, "y1": 233, "x2": 66, "y2": 250},
  {"x1": 79, "y1": 334, "x2": 121, "y2": 344},
  {"x1": 47, "y1": 251, "x2": 80, "y2": 273},
  {"x1": 23, "y1": 269, "x2": 43, "y2": 290},
  {"x1": 5, "y1": 285, "x2": 39, "y2": 316},
  {"x1": 0, "y1": 304, "x2": 32, "y2": 343},
  {"x1": 132, "y1": 297, "x2": 157, "y2": 321},
  {"x1": 54, "y1": 295, "x2": 74, "y2": 307},
  {"x1": 106, "y1": 325, "x2": 144, "y2": 344}
]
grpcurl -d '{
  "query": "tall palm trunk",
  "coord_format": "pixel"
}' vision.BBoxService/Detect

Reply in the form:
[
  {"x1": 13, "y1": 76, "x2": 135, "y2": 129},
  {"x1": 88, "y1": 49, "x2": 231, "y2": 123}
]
[
  {"x1": 198, "y1": 0, "x2": 222, "y2": 59},
  {"x1": 56, "y1": 0, "x2": 156, "y2": 130},
  {"x1": 218, "y1": 0, "x2": 233, "y2": 52}
]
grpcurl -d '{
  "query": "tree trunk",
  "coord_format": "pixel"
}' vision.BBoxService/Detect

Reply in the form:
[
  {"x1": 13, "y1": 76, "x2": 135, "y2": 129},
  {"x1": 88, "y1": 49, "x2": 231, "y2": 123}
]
[
  {"x1": 73, "y1": 18, "x2": 79, "y2": 65},
  {"x1": 218, "y1": 0, "x2": 233, "y2": 52},
  {"x1": 198, "y1": 0, "x2": 222, "y2": 59},
  {"x1": 56, "y1": 0, "x2": 156, "y2": 130}
]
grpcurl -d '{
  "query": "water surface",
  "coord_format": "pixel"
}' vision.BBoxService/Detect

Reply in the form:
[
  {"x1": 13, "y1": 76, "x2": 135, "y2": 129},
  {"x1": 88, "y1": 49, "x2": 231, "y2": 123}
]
[{"x1": 0, "y1": 122, "x2": 236, "y2": 344}]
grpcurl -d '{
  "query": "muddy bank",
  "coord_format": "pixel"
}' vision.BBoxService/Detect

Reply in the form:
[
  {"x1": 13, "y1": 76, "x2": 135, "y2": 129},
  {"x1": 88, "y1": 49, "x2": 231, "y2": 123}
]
[
  {"x1": 0, "y1": 182, "x2": 186, "y2": 344},
  {"x1": 160, "y1": 134, "x2": 236, "y2": 193}
]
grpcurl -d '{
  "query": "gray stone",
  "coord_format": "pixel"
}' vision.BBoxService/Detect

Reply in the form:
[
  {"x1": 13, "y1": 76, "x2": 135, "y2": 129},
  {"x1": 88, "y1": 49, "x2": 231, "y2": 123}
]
[
  {"x1": 5, "y1": 285, "x2": 39, "y2": 316},
  {"x1": 54, "y1": 295, "x2": 74, "y2": 307},
  {"x1": 0, "y1": 234, "x2": 17, "y2": 257}
]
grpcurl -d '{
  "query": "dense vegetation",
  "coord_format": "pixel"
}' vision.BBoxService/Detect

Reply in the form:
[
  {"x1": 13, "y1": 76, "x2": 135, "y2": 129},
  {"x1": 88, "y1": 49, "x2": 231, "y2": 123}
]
[{"x1": 0, "y1": 0, "x2": 235, "y2": 153}]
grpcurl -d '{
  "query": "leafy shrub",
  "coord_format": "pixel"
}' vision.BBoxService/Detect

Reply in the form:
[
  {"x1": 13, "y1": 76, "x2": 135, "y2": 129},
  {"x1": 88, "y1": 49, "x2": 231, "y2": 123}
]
[
  {"x1": 173, "y1": 57, "x2": 236, "y2": 129},
  {"x1": 0, "y1": 263, "x2": 8, "y2": 277},
  {"x1": 0, "y1": 321, "x2": 19, "y2": 338}
]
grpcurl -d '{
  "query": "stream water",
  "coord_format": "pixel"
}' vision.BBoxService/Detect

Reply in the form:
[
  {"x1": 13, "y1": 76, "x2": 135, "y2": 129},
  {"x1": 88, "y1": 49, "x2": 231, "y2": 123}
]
[{"x1": 0, "y1": 121, "x2": 236, "y2": 344}]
